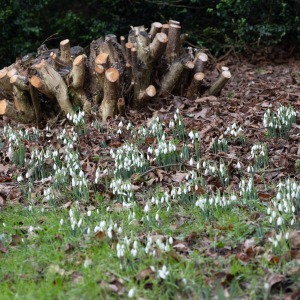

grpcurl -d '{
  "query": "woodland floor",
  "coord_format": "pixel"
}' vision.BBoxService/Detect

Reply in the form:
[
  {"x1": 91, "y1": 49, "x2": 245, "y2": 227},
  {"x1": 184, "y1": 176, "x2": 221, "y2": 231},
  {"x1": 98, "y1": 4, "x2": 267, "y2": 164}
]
[{"x1": 0, "y1": 53, "x2": 300, "y2": 299}]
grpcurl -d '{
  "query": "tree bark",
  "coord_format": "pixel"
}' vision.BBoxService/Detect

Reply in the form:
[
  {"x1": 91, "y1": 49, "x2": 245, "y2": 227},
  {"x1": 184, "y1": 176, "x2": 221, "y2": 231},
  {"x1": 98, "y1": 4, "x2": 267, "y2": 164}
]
[
  {"x1": 60, "y1": 39, "x2": 71, "y2": 66},
  {"x1": 10, "y1": 75, "x2": 28, "y2": 91},
  {"x1": 30, "y1": 75, "x2": 55, "y2": 101},
  {"x1": 165, "y1": 24, "x2": 181, "y2": 63},
  {"x1": 71, "y1": 55, "x2": 90, "y2": 112},
  {"x1": 149, "y1": 22, "x2": 162, "y2": 40},
  {"x1": 160, "y1": 61, "x2": 185, "y2": 95},
  {"x1": 186, "y1": 72, "x2": 204, "y2": 99},
  {"x1": 0, "y1": 99, "x2": 34, "y2": 123},
  {"x1": 35, "y1": 59, "x2": 74, "y2": 115},
  {"x1": 194, "y1": 52, "x2": 208, "y2": 73},
  {"x1": 209, "y1": 70, "x2": 231, "y2": 96},
  {"x1": 99, "y1": 68, "x2": 119, "y2": 121}
]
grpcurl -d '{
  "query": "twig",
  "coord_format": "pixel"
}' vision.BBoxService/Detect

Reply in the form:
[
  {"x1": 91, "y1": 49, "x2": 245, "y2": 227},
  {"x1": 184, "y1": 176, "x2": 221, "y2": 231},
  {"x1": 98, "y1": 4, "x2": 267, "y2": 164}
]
[
  {"x1": 141, "y1": 163, "x2": 183, "y2": 177},
  {"x1": 249, "y1": 167, "x2": 286, "y2": 174}
]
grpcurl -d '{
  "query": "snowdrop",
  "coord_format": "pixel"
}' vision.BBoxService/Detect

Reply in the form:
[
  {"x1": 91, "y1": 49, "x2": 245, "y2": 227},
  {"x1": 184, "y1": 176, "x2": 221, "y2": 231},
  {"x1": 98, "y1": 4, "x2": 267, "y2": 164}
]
[{"x1": 158, "y1": 265, "x2": 170, "y2": 280}]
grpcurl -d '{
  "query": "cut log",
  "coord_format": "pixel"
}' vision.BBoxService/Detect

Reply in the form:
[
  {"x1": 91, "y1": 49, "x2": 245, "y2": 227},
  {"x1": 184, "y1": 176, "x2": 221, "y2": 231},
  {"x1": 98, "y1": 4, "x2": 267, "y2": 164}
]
[
  {"x1": 194, "y1": 52, "x2": 208, "y2": 73},
  {"x1": 120, "y1": 36, "x2": 126, "y2": 57},
  {"x1": 60, "y1": 39, "x2": 71, "y2": 66},
  {"x1": 71, "y1": 55, "x2": 90, "y2": 112},
  {"x1": 136, "y1": 31, "x2": 151, "y2": 64},
  {"x1": 35, "y1": 59, "x2": 74, "y2": 115},
  {"x1": 30, "y1": 75, "x2": 55, "y2": 101},
  {"x1": 0, "y1": 99, "x2": 34, "y2": 123},
  {"x1": 50, "y1": 52, "x2": 66, "y2": 69},
  {"x1": 72, "y1": 55, "x2": 86, "y2": 89},
  {"x1": 7, "y1": 68, "x2": 18, "y2": 78},
  {"x1": 95, "y1": 53, "x2": 109, "y2": 69},
  {"x1": 12, "y1": 84, "x2": 35, "y2": 122},
  {"x1": 169, "y1": 20, "x2": 180, "y2": 26},
  {"x1": 150, "y1": 33, "x2": 168, "y2": 62},
  {"x1": 161, "y1": 24, "x2": 169, "y2": 35},
  {"x1": 125, "y1": 42, "x2": 134, "y2": 65},
  {"x1": 160, "y1": 61, "x2": 185, "y2": 95},
  {"x1": 138, "y1": 85, "x2": 156, "y2": 103},
  {"x1": 149, "y1": 22, "x2": 162, "y2": 40},
  {"x1": 165, "y1": 24, "x2": 181, "y2": 63},
  {"x1": 0, "y1": 68, "x2": 12, "y2": 93},
  {"x1": 10, "y1": 75, "x2": 28, "y2": 91},
  {"x1": 105, "y1": 35, "x2": 119, "y2": 64},
  {"x1": 100, "y1": 67, "x2": 119, "y2": 121},
  {"x1": 209, "y1": 70, "x2": 231, "y2": 96},
  {"x1": 186, "y1": 72, "x2": 204, "y2": 99}
]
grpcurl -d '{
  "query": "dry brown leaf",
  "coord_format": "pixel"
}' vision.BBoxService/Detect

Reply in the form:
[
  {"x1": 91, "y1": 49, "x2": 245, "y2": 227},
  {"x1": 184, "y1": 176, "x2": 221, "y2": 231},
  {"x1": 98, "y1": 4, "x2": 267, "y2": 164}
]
[
  {"x1": 173, "y1": 242, "x2": 190, "y2": 253},
  {"x1": 0, "y1": 164, "x2": 9, "y2": 174},
  {"x1": 267, "y1": 273, "x2": 285, "y2": 289},
  {"x1": 10, "y1": 234, "x2": 22, "y2": 246},
  {"x1": 99, "y1": 279, "x2": 125, "y2": 295},
  {"x1": 135, "y1": 268, "x2": 155, "y2": 282},
  {"x1": 64, "y1": 243, "x2": 75, "y2": 252},
  {"x1": 95, "y1": 231, "x2": 106, "y2": 241},
  {"x1": 258, "y1": 192, "x2": 272, "y2": 201},
  {"x1": 0, "y1": 242, "x2": 8, "y2": 253},
  {"x1": 170, "y1": 172, "x2": 187, "y2": 183}
]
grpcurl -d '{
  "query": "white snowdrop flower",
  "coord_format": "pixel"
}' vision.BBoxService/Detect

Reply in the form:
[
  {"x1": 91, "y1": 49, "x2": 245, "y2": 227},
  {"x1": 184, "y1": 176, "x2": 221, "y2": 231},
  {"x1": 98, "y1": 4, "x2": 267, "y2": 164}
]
[
  {"x1": 278, "y1": 203, "x2": 283, "y2": 212},
  {"x1": 189, "y1": 157, "x2": 194, "y2": 166},
  {"x1": 276, "y1": 233, "x2": 282, "y2": 241},
  {"x1": 107, "y1": 227, "x2": 113, "y2": 239},
  {"x1": 285, "y1": 232, "x2": 289, "y2": 240},
  {"x1": 17, "y1": 175, "x2": 23, "y2": 182},
  {"x1": 94, "y1": 226, "x2": 101, "y2": 233},
  {"x1": 77, "y1": 219, "x2": 83, "y2": 228},
  {"x1": 269, "y1": 216, "x2": 273, "y2": 224},
  {"x1": 100, "y1": 220, "x2": 106, "y2": 229},
  {"x1": 169, "y1": 236, "x2": 173, "y2": 245},
  {"x1": 277, "y1": 216, "x2": 283, "y2": 226},
  {"x1": 60, "y1": 219, "x2": 64, "y2": 226},
  {"x1": 117, "y1": 227, "x2": 122, "y2": 234},
  {"x1": 71, "y1": 222, "x2": 76, "y2": 231},
  {"x1": 236, "y1": 161, "x2": 241, "y2": 169},
  {"x1": 267, "y1": 207, "x2": 271, "y2": 215},
  {"x1": 131, "y1": 248, "x2": 137, "y2": 257},
  {"x1": 84, "y1": 258, "x2": 92, "y2": 268},
  {"x1": 87, "y1": 227, "x2": 91, "y2": 235},
  {"x1": 155, "y1": 213, "x2": 160, "y2": 221},
  {"x1": 271, "y1": 211, "x2": 276, "y2": 218},
  {"x1": 158, "y1": 265, "x2": 169, "y2": 280},
  {"x1": 188, "y1": 131, "x2": 194, "y2": 140},
  {"x1": 144, "y1": 203, "x2": 150, "y2": 213},
  {"x1": 128, "y1": 288, "x2": 135, "y2": 298},
  {"x1": 291, "y1": 219, "x2": 295, "y2": 226}
]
